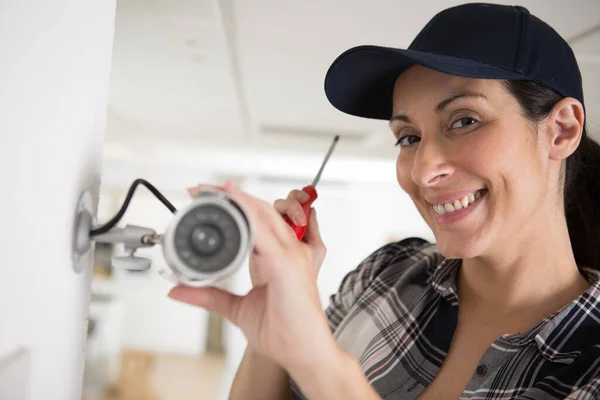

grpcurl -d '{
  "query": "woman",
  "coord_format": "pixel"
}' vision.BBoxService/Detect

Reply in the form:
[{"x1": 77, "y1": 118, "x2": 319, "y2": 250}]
[{"x1": 170, "y1": 3, "x2": 600, "y2": 399}]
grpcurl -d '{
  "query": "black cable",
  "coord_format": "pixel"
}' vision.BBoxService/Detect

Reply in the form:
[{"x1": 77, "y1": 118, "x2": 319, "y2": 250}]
[{"x1": 90, "y1": 179, "x2": 177, "y2": 236}]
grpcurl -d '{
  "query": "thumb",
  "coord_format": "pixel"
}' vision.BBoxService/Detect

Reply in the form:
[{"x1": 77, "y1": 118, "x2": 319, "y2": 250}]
[{"x1": 168, "y1": 285, "x2": 241, "y2": 326}]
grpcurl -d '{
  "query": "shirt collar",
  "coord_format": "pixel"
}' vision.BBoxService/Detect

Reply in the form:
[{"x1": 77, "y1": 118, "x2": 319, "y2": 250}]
[
  {"x1": 430, "y1": 256, "x2": 600, "y2": 364},
  {"x1": 533, "y1": 268, "x2": 600, "y2": 364},
  {"x1": 430, "y1": 257, "x2": 461, "y2": 302}
]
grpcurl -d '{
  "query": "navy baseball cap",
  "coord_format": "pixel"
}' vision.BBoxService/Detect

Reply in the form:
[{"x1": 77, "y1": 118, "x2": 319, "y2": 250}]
[{"x1": 324, "y1": 3, "x2": 584, "y2": 120}]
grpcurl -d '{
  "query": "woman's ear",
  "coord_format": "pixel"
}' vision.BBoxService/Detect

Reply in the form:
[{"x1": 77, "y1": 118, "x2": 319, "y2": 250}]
[{"x1": 544, "y1": 97, "x2": 585, "y2": 161}]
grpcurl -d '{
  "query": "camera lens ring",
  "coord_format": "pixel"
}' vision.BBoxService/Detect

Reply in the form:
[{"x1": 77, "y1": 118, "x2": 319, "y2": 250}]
[{"x1": 163, "y1": 189, "x2": 252, "y2": 283}]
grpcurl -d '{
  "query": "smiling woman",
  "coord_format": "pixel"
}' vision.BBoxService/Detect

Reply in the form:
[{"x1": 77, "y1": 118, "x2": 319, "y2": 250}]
[
  {"x1": 167, "y1": 3, "x2": 600, "y2": 400},
  {"x1": 315, "y1": 2, "x2": 600, "y2": 399},
  {"x1": 391, "y1": 69, "x2": 569, "y2": 260}
]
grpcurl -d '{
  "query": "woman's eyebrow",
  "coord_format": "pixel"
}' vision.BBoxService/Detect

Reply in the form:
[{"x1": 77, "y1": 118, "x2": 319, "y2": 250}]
[
  {"x1": 389, "y1": 114, "x2": 411, "y2": 126},
  {"x1": 435, "y1": 92, "x2": 487, "y2": 112},
  {"x1": 389, "y1": 91, "x2": 488, "y2": 126}
]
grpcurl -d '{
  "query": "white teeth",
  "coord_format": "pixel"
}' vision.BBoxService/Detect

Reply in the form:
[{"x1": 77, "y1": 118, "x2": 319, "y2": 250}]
[{"x1": 432, "y1": 190, "x2": 485, "y2": 215}]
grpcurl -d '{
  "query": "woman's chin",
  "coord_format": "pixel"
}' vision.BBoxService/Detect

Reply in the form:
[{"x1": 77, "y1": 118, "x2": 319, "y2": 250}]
[{"x1": 434, "y1": 237, "x2": 484, "y2": 260}]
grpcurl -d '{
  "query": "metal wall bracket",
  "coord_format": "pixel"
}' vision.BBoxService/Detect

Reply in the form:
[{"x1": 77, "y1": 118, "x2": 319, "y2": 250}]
[{"x1": 72, "y1": 191, "x2": 94, "y2": 273}]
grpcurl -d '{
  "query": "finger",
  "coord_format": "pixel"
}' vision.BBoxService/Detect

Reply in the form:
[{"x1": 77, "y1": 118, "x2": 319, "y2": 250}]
[
  {"x1": 187, "y1": 183, "x2": 225, "y2": 198},
  {"x1": 303, "y1": 207, "x2": 322, "y2": 246},
  {"x1": 168, "y1": 285, "x2": 242, "y2": 327},
  {"x1": 303, "y1": 208, "x2": 327, "y2": 270},
  {"x1": 273, "y1": 199, "x2": 307, "y2": 226},
  {"x1": 287, "y1": 189, "x2": 310, "y2": 203},
  {"x1": 221, "y1": 181, "x2": 296, "y2": 249},
  {"x1": 188, "y1": 181, "x2": 289, "y2": 246}
]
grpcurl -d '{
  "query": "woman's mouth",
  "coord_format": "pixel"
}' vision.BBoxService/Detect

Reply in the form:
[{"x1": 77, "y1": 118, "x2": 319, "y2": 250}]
[
  {"x1": 428, "y1": 189, "x2": 488, "y2": 224},
  {"x1": 431, "y1": 189, "x2": 487, "y2": 215}
]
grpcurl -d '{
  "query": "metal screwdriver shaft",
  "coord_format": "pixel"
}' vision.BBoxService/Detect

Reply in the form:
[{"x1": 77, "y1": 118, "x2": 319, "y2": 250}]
[
  {"x1": 311, "y1": 135, "x2": 340, "y2": 187},
  {"x1": 284, "y1": 135, "x2": 340, "y2": 240}
]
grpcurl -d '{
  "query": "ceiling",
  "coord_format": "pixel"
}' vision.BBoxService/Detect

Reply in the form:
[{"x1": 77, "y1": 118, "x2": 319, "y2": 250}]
[{"x1": 105, "y1": 0, "x2": 600, "y2": 164}]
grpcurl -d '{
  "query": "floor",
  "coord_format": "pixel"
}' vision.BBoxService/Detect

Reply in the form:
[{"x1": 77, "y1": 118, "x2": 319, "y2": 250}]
[
  {"x1": 85, "y1": 352, "x2": 226, "y2": 400},
  {"x1": 152, "y1": 352, "x2": 225, "y2": 400}
]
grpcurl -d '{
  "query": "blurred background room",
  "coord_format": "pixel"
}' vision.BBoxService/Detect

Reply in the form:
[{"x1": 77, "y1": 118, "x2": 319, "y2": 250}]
[{"x1": 82, "y1": 1, "x2": 600, "y2": 399}]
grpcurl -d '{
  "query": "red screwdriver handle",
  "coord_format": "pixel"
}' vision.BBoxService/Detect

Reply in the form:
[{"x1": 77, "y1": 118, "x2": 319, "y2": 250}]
[{"x1": 283, "y1": 185, "x2": 318, "y2": 240}]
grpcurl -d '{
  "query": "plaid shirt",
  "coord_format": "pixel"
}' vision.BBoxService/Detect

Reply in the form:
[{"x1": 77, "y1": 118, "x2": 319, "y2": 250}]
[{"x1": 291, "y1": 238, "x2": 600, "y2": 399}]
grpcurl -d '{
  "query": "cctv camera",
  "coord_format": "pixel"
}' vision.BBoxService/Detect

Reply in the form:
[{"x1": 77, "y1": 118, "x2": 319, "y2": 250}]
[{"x1": 162, "y1": 188, "x2": 252, "y2": 286}]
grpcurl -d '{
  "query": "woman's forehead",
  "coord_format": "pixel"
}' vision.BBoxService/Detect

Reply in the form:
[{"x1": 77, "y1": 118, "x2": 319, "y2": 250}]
[{"x1": 392, "y1": 67, "x2": 505, "y2": 110}]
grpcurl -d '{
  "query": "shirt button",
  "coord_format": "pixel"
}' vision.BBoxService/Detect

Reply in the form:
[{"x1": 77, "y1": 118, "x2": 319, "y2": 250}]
[
  {"x1": 476, "y1": 365, "x2": 488, "y2": 377},
  {"x1": 407, "y1": 382, "x2": 419, "y2": 392}
]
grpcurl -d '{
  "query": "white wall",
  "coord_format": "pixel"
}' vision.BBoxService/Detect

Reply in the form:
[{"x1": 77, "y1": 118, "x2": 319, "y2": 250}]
[{"x1": 0, "y1": 1, "x2": 116, "y2": 398}]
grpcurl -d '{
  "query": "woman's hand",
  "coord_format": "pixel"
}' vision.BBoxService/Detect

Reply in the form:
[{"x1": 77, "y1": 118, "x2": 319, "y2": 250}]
[
  {"x1": 249, "y1": 187, "x2": 327, "y2": 287},
  {"x1": 168, "y1": 180, "x2": 335, "y2": 370}
]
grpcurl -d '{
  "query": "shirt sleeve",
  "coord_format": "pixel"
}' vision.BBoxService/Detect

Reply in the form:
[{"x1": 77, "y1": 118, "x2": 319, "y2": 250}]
[{"x1": 324, "y1": 237, "x2": 431, "y2": 334}]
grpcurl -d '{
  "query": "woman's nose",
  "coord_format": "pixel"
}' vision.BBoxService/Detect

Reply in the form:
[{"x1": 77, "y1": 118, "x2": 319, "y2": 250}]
[{"x1": 410, "y1": 137, "x2": 454, "y2": 187}]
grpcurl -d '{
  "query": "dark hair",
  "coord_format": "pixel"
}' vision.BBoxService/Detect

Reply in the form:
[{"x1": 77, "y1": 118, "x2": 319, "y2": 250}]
[{"x1": 503, "y1": 80, "x2": 600, "y2": 271}]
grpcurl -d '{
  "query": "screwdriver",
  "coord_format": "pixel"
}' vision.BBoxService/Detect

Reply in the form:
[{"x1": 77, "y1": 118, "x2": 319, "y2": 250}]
[{"x1": 284, "y1": 135, "x2": 340, "y2": 240}]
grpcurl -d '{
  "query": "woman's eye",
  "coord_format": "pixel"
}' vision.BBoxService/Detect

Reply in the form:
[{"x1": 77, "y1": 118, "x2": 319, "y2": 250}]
[
  {"x1": 395, "y1": 135, "x2": 420, "y2": 147},
  {"x1": 451, "y1": 116, "x2": 478, "y2": 129}
]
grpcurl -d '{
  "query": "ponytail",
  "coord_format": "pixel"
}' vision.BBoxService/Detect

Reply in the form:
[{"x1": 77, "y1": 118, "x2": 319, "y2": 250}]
[
  {"x1": 565, "y1": 134, "x2": 600, "y2": 269},
  {"x1": 503, "y1": 80, "x2": 600, "y2": 270}
]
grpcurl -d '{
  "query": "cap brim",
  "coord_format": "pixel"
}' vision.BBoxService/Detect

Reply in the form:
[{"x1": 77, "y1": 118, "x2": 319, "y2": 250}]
[{"x1": 324, "y1": 45, "x2": 526, "y2": 120}]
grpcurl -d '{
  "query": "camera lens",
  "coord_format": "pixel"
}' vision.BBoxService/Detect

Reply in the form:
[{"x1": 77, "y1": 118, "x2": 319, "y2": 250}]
[
  {"x1": 190, "y1": 225, "x2": 223, "y2": 255},
  {"x1": 173, "y1": 204, "x2": 241, "y2": 273}
]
